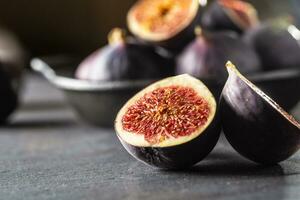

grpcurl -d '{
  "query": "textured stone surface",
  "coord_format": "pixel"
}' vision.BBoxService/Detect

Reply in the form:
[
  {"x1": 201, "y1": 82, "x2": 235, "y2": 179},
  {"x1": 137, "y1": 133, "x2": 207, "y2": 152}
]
[{"x1": 0, "y1": 73, "x2": 299, "y2": 200}]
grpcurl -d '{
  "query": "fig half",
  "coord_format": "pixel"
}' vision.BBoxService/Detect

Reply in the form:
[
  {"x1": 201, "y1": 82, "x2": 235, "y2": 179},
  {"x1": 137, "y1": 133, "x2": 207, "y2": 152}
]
[
  {"x1": 220, "y1": 61, "x2": 300, "y2": 165},
  {"x1": 127, "y1": 0, "x2": 202, "y2": 53},
  {"x1": 115, "y1": 74, "x2": 221, "y2": 169},
  {"x1": 201, "y1": 0, "x2": 259, "y2": 34},
  {"x1": 176, "y1": 28, "x2": 261, "y2": 85},
  {"x1": 76, "y1": 28, "x2": 174, "y2": 81}
]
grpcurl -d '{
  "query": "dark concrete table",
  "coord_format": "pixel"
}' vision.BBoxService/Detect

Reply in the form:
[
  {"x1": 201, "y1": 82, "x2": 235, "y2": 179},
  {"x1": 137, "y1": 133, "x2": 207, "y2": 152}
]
[{"x1": 0, "y1": 73, "x2": 300, "y2": 200}]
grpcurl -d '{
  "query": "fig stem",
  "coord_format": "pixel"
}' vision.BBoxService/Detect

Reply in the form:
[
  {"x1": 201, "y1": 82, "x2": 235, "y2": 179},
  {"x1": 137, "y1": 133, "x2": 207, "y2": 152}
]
[
  {"x1": 288, "y1": 25, "x2": 300, "y2": 41},
  {"x1": 225, "y1": 61, "x2": 235, "y2": 70},
  {"x1": 194, "y1": 26, "x2": 203, "y2": 36},
  {"x1": 108, "y1": 28, "x2": 126, "y2": 45},
  {"x1": 225, "y1": 61, "x2": 241, "y2": 77}
]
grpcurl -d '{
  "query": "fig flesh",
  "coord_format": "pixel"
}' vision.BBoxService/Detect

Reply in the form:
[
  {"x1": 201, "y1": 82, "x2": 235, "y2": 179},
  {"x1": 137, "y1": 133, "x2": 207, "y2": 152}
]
[
  {"x1": 115, "y1": 74, "x2": 221, "y2": 169},
  {"x1": 76, "y1": 28, "x2": 174, "y2": 81},
  {"x1": 127, "y1": 0, "x2": 202, "y2": 53},
  {"x1": 244, "y1": 23, "x2": 300, "y2": 71},
  {"x1": 176, "y1": 29, "x2": 261, "y2": 86},
  {"x1": 220, "y1": 61, "x2": 300, "y2": 165},
  {"x1": 201, "y1": 0, "x2": 259, "y2": 34}
]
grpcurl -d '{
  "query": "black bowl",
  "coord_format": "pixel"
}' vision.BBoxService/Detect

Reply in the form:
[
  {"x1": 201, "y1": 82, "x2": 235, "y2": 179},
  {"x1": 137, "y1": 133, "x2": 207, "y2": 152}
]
[
  {"x1": 30, "y1": 57, "x2": 152, "y2": 126},
  {"x1": 30, "y1": 56, "x2": 300, "y2": 127}
]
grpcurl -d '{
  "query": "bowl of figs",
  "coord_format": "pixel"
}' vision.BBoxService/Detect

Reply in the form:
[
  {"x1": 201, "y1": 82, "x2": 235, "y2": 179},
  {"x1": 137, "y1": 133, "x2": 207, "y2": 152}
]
[{"x1": 31, "y1": 0, "x2": 300, "y2": 129}]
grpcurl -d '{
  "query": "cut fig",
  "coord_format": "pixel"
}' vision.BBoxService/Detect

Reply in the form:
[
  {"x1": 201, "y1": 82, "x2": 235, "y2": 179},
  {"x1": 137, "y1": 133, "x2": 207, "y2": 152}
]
[
  {"x1": 115, "y1": 74, "x2": 221, "y2": 169},
  {"x1": 127, "y1": 0, "x2": 202, "y2": 53},
  {"x1": 201, "y1": 0, "x2": 259, "y2": 34},
  {"x1": 244, "y1": 22, "x2": 300, "y2": 71},
  {"x1": 220, "y1": 61, "x2": 300, "y2": 165},
  {"x1": 75, "y1": 28, "x2": 174, "y2": 81},
  {"x1": 176, "y1": 28, "x2": 261, "y2": 86}
]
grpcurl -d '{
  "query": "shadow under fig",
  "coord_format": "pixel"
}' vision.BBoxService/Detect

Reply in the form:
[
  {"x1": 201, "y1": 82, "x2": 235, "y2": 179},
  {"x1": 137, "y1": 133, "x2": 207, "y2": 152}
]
[
  {"x1": 162, "y1": 145, "x2": 286, "y2": 177},
  {"x1": 189, "y1": 157, "x2": 284, "y2": 177},
  {"x1": 129, "y1": 150, "x2": 288, "y2": 200}
]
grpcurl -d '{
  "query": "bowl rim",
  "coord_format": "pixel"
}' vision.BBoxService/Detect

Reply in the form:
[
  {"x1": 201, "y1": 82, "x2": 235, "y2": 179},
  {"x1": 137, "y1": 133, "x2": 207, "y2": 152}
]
[
  {"x1": 52, "y1": 76, "x2": 154, "y2": 91},
  {"x1": 30, "y1": 56, "x2": 300, "y2": 92}
]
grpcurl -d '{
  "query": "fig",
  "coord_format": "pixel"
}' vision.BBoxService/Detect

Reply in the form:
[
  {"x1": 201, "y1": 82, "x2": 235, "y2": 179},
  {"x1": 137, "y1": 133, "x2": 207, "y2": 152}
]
[
  {"x1": 76, "y1": 28, "x2": 174, "y2": 81},
  {"x1": 0, "y1": 62, "x2": 18, "y2": 123},
  {"x1": 220, "y1": 61, "x2": 300, "y2": 165},
  {"x1": 201, "y1": 0, "x2": 259, "y2": 34},
  {"x1": 115, "y1": 74, "x2": 221, "y2": 169},
  {"x1": 127, "y1": 0, "x2": 202, "y2": 54},
  {"x1": 0, "y1": 28, "x2": 26, "y2": 90},
  {"x1": 244, "y1": 22, "x2": 300, "y2": 71},
  {"x1": 176, "y1": 28, "x2": 261, "y2": 86},
  {"x1": 0, "y1": 28, "x2": 26, "y2": 123}
]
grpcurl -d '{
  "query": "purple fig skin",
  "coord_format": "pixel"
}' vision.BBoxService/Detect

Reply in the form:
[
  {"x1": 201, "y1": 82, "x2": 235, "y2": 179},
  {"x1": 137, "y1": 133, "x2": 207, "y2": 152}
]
[
  {"x1": 220, "y1": 62, "x2": 300, "y2": 165},
  {"x1": 244, "y1": 23, "x2": 300, "y2": 71},
  {"x1": 76, "y1": 42, "x2": 174, "y2": 82},
  {"x1": 176, "y1": 31, "x2": 261, "y2": 84},
  {"x1": 201, "y1": 0, "x2": 258, "y2": 34},
  {"x1": 0, "y1": 29, "x2": 25, "y2": 123},
  {"x1": 0, "y1": 28, "x2": 26, "y2": 91},
  {"x1": 0, "y1": 62, "x2": 18, "y2": 123},
  {"x1": 202, "y1": 1, "x2": 243, "y2": 33},
  {"x1": 118, "y1": 115, "x2": 221, "y2": 170}
]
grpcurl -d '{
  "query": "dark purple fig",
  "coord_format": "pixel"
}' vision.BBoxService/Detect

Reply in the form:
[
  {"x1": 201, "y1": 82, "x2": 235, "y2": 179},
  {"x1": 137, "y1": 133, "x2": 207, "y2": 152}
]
[
  {"x1": 176, "y1": 28, "x2": 261, "y2": 86},
  {"x1": 0, "y1": 62, "x2": 18, "y2": 123},
  {"x1": 0, "y1": 28, "x2": 26, "y2": 123},
  {"x1": 127, "y1": 0, "x2": 203, "y2": 54},
  {"x1": 201, "y1": 0, "x2": 259, "y2": 34},
  {"x1": 0, "y1": 28, "x2": 26, "y2": 90},
  {"x1": 220, "y1": 61, "x2": 300, "y2": 165},
  {"x1": 115, "y1": 74, "x2": 221, "y2": 169},
  {"x1": 75, "y1": 28, "x2": 174, "y2": 81},
  {"x1": 244, "y1": 22, "x2": 300, "y2": 71}
]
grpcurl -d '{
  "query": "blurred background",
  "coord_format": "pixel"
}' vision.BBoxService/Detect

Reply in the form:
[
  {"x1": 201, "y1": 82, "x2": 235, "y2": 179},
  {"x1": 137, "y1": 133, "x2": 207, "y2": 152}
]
[{"x1": 0, "y1": 0, "x2": 298, "y2": 57}]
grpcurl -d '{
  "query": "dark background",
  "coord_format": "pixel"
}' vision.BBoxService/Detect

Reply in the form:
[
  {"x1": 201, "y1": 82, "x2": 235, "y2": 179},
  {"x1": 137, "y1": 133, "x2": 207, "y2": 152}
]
[{"x1": 0, "y1": 0, "x2": 296, "y2": 56}]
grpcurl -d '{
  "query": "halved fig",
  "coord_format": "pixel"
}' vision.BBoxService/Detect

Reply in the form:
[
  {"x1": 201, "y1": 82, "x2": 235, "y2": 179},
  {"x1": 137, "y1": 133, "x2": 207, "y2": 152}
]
[
  {"x1": 115, "y1": 74, "x2": 221, "y2": 169},
  {"x1": 176, "y1": 27, "x2": 261, "y2": 86},
  {"x1": 127, "y1": 0, "x2": 202, "y2": 53},
  {"x1": 76, "y1": 28, "x2": 174, "y2": 81},
  {"x1": 220, "y1": 61, "x2": 300, "y2": 165},
  {"x1": 201, "y1": 0, "x2": 259, "y2": 34}
]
